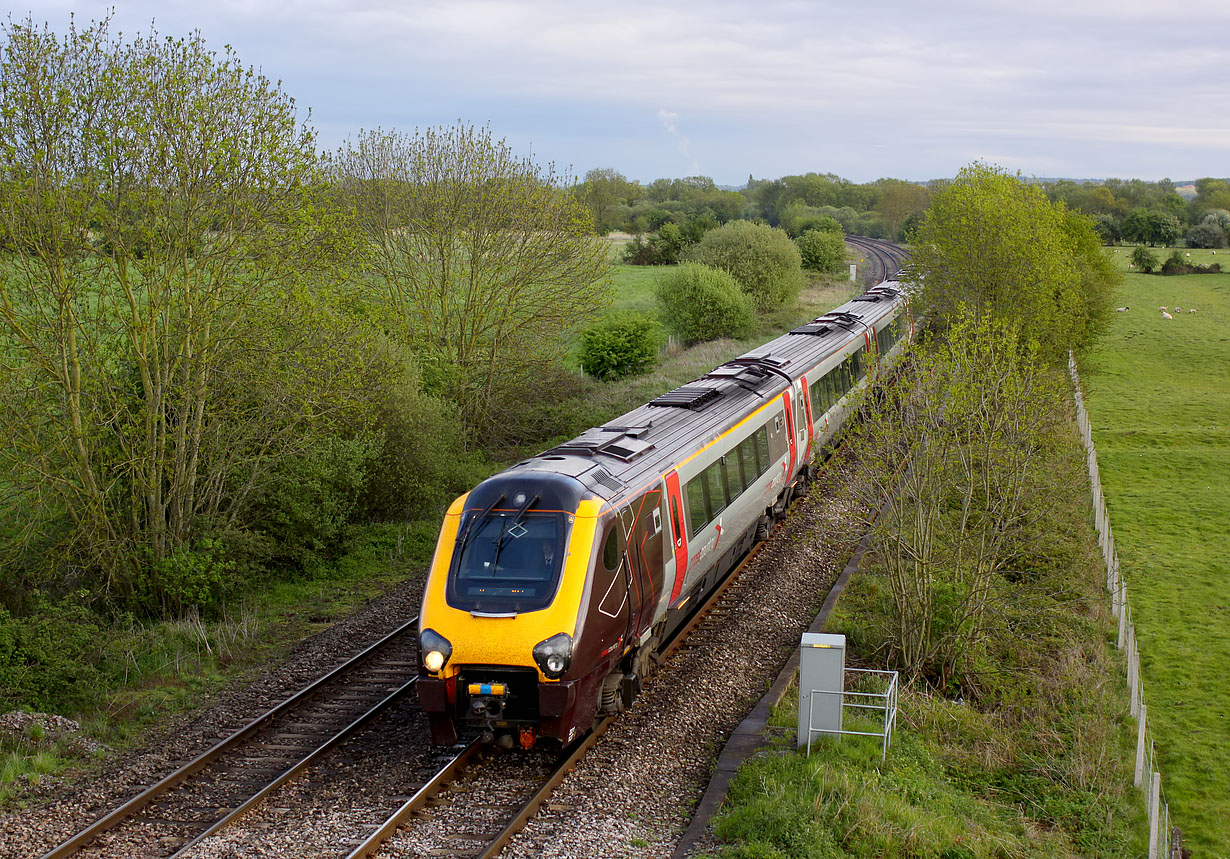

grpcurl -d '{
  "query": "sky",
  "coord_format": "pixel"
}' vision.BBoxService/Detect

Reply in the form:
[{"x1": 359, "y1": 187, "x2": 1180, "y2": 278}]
[{"x1": 11, "y1": 0, "x2": 1230, "y2": 186}]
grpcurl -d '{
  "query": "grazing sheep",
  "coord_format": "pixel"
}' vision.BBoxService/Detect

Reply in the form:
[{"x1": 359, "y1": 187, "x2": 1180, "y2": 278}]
[
  {"x1": 1175, "y1": 306, "x2": 1182, "y2": 312},
  {"x1": 1162, "y1": 310, "x2": 1173, "y2": 319},
  {"x1": 1160, "y1": 306, "x2": 1169, "y2": 311},
  {"x1": 1115, "y1": 307, "x2": 1130, "y2": 312},
  {"x1": 1186, "y1": 252, "x2": 1191, "y2": 257},
  {"x1": 1189, "y1": 308, "x2": 1198, "y2": 313}
]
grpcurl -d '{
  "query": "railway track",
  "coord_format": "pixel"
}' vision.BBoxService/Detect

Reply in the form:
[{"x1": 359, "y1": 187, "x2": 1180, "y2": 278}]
[
  {"x1": 845, "y1": 235, "x2": 908, "y2": 284},
  {"x1": 40, "y1": 619, "x2": 424, "y2": 859}
]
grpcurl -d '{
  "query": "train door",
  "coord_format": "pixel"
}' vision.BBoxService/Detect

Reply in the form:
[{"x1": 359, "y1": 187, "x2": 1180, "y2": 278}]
[
  {"x1": 782, "y1": 389, "x2": 796, "y2": 476},
  {"x1": 793, "y1": 378, "x2": 812, "y2": 462},
  {"x1": 628, "y1": 487, "x2": 665, "y2": 628},
  {"x1": 664, "y1": 472, "x2": 689, "y2": 602}
]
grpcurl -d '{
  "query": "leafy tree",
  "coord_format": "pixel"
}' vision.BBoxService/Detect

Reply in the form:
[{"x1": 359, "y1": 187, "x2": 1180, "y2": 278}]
[
  {"x1": 684, "y1": 221, "x2": 803, "y2": 312},
  {"x1": 1201, "y1": 208, "x2": 1230, "y2": 231},
  {"x1": 1130, "y1": 245, "x2": 1159, "y2": 274},
  {"x1": 332, "y1": 124, "x2": 611, "y2": 438},
  {"x1": 578, "y1": 312, "x2": 661, "y2": 381},
  {"x1": 846, "y1": 309, "x2": 1067, "y2": 688},
  {"x1": 874, "y1": 178, "x2": 930, "y2": 240},
  {"x1": 655, "y1": 263, "x2": 755, "y2": 344},
  {"x1": 796, "y1": 229, "x2": 846, "y2": 273},
  {"x1": 0, "y1": 17, "x2": 359, "y2": 603},
  {"x1": 1185, "y1": 222, "x2": 1227, "y2": 249},
  {"x1": 576, "y1": 167, "x2": 641, "y2": 235},
  {"x1": 908, "y1": 163, "x2": 1120, "y2": 363},
  {"x1": 1091, "y1": 213, "x2": 1121, "y2": 244},
  {"x1": 1121, "y1": 208, "x2": 1182, "y2": 246}
]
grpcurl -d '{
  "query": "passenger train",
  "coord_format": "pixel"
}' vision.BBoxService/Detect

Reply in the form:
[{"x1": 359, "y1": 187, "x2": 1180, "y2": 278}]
[{"x1": 416, "y1": 277, "x2": 911, "y2": 748}]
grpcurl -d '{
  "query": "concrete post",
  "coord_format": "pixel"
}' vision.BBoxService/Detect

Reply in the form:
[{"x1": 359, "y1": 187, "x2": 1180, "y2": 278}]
[
  {"x1": 1118, "y1": 594, "x2": 1127, "y2": 649},
  {"x1": 1148, "y1": 772, "x2": 1161, "y2": 859},
  {"x1": 1129, "y1": 634, "x2": 1140, "y2": 717},
  {"x1": 1135, "y1": 702, "x2": 1147, "y2": 788}
]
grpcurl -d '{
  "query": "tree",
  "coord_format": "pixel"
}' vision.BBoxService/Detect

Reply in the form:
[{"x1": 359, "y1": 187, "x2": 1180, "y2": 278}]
[
  {"x1": 684, "y1": 221, "x2": 803, "y2": 312},
  {"x1": 908, "y1": 163, "x2": 1119, "y2": 363},
  {"x1": 576, "y1": 167, "x2": 641, "y2": 235},
  {"x1": 845, "y1": 309, "x2": 1067, "y2": 688},
  {"x1": 874, "y1": 178, "x2": 929, "y2": 240},
  {"x1": 332, "y1": 125, "x2": 611, "y2": 437},
  {"x1": 0, "y1": 17, "x2": 359, "y2": 603},
  {"x1": 1122, "y1": 208, "x2": 1182, "y2": 246},
  {"x1": 578, "y1": 313, "x2": 661, "y2": 380},
  {"x1": 1186, "y1": 222, "x2": 1227, "y2": 249}
]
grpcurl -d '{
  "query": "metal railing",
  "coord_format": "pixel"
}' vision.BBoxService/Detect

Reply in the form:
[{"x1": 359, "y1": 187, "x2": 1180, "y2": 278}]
[
  {"x1": 1069, "y1": 353, "x2": 1181, "y2": 859},
  {"x1": 805, "y1": 668, "x2": 899, "y2": 763}
]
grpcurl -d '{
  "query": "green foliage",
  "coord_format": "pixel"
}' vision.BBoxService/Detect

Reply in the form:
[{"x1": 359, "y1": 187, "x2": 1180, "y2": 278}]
[
  {"x1": 621, "y1": 222, "x2": 690, "y2": 265},
  {"x1": 795, "y1": 229, "x2": 846, "y2": 273},
  {"x1": 332, "y1": 123, "x2": 612, "y2": 442},
  {"x1": 1130, "y1": 245, "x2": 1159, "y2": 273},
  {"x1": 779, "y1": 201, "x2": 843, "y2": 238},
  {"x1": 579, "y1": 312, "x2": 662, "y2": 381},
  {"x1": 1185, "y1": 222, "x2": 1226, "y2": 249},
  {"x1": 1159, "y1": 251, "x2": 1222, "y2": 275},
  {"x1": 654, "y1": 263, "x2": 755, "y2": 345},
  {"x1": 0, "y1": 593, "x2": 103, "y2": 711},
  {"x1": 685, "y1": 221, "x2": 803, "y2": 312},
  {"x1": 909, "y1": 163, "x2": 1121, "y2": 363}
]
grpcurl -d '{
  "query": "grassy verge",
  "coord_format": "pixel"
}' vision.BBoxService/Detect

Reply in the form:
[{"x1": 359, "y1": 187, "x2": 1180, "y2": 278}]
[
  {"x1": 700, "y1": 378, "x2": 1144, "y2": 858},
  {"x1": 1079, "y1": 249, "x2": 1230, "y2": 855}
]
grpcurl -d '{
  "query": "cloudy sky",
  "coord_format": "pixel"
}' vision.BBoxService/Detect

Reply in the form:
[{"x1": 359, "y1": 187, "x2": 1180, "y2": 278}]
[{"x1": 14, "y1": 1, "x2": 1230, "y2": 185}]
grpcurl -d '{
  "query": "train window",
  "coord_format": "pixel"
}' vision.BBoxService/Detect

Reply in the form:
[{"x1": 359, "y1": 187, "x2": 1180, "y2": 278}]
[
  {"x1": 725, "y1": 453, "x2": 744, "y2": 499},
  {"x1": 686, "y1": 477, "x2": 707, "y2": 537},
  {"x1": 669, "y1": 494, "x2": 682, "y2": 545},
  {"x1": 852, "y1": 347, "x2": 866, "y2": 381},
  {"x1": 602, "y1": 526, "x2": 621, "y2": 571},
  {"x1": 705, "y1": 462, "x2": 728, "y2": 517},
  {"x1": 740, "y1": 435, "x2": 758, "y2": 486},
  {"x1": 756, "y1": 426, "x2": 771, "y2": 472}
]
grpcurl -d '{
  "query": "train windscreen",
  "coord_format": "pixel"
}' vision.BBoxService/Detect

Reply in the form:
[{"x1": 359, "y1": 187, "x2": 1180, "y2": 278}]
[{"x1": 446, "y1": 511, "x2": 567, "y2": 613}]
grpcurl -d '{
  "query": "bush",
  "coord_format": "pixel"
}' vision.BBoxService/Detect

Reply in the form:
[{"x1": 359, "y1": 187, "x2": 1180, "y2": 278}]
[
  {"x1": 684, "y1": 221, "x2": 803, "y2": 312},
  {"x1": 655, "y1": 263, "x2": 755, "y2": 345},
  {"x1": 1160, "y1": 251, "x2": 1222, "y2": 276},
  {"x1": 795, "y1": 229, "x2": 847, "y2": 273},
  {"x1": 1130, "y1": 245, "x2": 1158, "y2": 274},
  {"x1": 579, "y1": 312, "x2": 661, "y2": 381},
  {"x1": 1185, "y1": 222, "x2": 1227, "y2": 249}
]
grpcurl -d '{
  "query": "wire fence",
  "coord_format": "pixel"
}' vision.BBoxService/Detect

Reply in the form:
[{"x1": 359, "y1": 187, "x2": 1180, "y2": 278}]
[{"x1": 1069, "y1": 354, "x2": 1183, "y2": 859}]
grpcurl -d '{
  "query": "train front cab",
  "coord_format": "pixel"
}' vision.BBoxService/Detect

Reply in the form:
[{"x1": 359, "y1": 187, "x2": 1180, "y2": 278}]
[{"x1": 416, "y1": 472, "x2": 607, "y2": 749}]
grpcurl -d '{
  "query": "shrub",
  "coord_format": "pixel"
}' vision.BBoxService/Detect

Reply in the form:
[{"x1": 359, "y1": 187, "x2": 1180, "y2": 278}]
[
  {"x1": 579, "y1": 313, "x2": 661, "y2": 381},
  {"x1": 796, "y1": 229, "x2": 847, "y2": 273},
  {"x1": 1129, "y1": 245, "x2": 1158, "y2": 274},
  {"x1": 655, "y1": 263, "x2": 755, "y2": 344},
  {"x1": 684, "y1": 221, "x2": 803, "y2": 312},
  {"x1": 1160, "y1": 251, "x2": 1222, "y2": 276}
]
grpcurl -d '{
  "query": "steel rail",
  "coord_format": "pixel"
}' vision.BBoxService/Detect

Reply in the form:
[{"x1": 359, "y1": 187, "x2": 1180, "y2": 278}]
[
  {"x1": 344, "y1": 739, "x2": 486, "y2": 859},
  {"x1": 170, "y1": 677, "x2": 420, "y2": 856},
  {"x1": 40, "y1": 615, "x2": 421, "y2": 859}
]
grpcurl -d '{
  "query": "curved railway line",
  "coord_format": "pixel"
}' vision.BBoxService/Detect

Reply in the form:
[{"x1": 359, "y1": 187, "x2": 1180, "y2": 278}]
[
  {"x1": 845, "y1": 235, "x2": 908, "y2": 285},
  {"x1": 36, "y1": 242, "x2": 909, "y2": 858}
]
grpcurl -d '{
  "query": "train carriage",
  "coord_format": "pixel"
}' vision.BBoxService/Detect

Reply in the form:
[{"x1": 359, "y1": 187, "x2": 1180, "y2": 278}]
[{"x1": 416, "y1": 279, "x2": 910, "y2": 748}]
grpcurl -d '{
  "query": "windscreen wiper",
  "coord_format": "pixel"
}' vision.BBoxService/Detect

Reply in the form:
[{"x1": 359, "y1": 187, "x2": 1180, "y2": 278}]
[
  {"x1": 490, "y1": 493, "x2": 541, "y2": 573},
  {"x1": 457, "y1": 492, "x2": 505, "y2": 553}
]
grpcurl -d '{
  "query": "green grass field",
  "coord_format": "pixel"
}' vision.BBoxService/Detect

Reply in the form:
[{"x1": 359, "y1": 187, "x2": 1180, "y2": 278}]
[{"x1": 1080, "y1": 248, "x2": 1230, "y2": 856}]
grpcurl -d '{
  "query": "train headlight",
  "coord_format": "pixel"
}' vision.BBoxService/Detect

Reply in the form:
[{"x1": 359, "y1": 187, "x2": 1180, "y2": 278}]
[
  {"x1": 420, "y1": 628, "x2": 452, "y2": 674},
  {"x1": 532, "y1": 632, "x2": 572, "y2": 679}
]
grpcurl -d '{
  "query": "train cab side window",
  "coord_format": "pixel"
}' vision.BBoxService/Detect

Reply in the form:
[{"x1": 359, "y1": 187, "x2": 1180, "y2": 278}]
[
  {"x1": 602, "y1": 526, "x2": 621, "y2": 571},
  {"x1": 852, "y1": 347, "x2": 866, "y2": 381},
  {"x1": 686, "y1": 477, "x2": 707, "y2": 538},
  {"x1": 756, "y1": 426, "x2": 772, "y2": 472}
]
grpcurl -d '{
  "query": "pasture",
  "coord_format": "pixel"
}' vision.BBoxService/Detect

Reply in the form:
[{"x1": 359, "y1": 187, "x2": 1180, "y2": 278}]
[{"x1": 1080, "y1": 253, "x2": 1230, "y2": 855}]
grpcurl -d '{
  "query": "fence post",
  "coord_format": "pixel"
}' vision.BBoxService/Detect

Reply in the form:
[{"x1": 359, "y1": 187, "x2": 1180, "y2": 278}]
[
  {"x1": 1148, "y1": 772, "x2": 1162, "y2": 859},
  {"x1": 1118, "y1": 586, "x2": 1127, "y2": 648},
  {"x1": 1129, "y1": 628, "x2": 1140, "y2": 717},
  {"x1": 1135, "y1": 702, "x2": 1147, "y2": 788}
]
